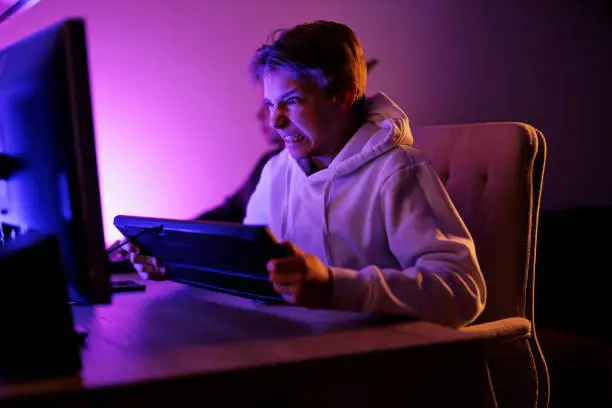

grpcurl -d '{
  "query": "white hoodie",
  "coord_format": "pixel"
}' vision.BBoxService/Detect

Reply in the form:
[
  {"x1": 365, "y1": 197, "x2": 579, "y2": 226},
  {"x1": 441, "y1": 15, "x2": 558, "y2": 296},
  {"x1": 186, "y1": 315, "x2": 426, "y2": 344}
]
[{"x1": 244, "y1": 92, "x2": 486, "y2": 328}]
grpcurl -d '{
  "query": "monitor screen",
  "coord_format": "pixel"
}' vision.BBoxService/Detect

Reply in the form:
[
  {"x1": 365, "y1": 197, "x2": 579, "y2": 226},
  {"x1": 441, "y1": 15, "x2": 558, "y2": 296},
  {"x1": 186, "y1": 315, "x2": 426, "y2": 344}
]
[{"x1": 0, "y1": 18, "x2": 111, "y2": 304}]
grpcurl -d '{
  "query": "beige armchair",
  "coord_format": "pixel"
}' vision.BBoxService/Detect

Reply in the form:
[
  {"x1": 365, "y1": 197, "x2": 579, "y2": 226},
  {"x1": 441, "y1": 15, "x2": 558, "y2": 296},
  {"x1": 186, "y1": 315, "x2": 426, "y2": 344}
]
[{"x1": 413, "y1": 122, "x2": 549, "y2": 408}]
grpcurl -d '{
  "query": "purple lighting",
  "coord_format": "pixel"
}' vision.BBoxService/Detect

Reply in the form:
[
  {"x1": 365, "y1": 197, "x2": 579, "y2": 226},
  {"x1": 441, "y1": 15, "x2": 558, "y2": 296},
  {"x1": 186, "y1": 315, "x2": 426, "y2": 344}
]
[
  {"x1": 0, "y1": 0, "x2": 41, "y2": 24},
  {"x1": 1, "y1": 0, "x2": 611, "y2": 245}
]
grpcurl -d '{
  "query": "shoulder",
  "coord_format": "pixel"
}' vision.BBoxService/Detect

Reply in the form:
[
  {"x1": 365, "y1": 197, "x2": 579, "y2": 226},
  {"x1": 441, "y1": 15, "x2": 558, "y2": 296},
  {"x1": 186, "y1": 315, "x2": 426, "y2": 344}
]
[
  {"x1": 261, "y1": 147, "x2": 291, "y2": 175},
  {"x1": 376, "y1": 145, "x2": 432, "y2": 183}
]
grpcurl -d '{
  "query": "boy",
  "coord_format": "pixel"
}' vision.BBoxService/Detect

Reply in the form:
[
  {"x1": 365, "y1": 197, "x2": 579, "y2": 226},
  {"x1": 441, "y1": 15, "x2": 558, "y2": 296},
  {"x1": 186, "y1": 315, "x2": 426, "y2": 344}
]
[{"x1": 131, "y1": 21, "x2": 486, "y2": 328}]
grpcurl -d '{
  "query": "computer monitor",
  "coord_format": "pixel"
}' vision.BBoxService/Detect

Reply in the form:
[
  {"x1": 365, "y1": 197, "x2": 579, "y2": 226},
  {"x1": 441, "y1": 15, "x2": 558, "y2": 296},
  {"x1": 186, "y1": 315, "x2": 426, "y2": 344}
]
[{"x1": 0, "y1": 18, "x2": 111, "y2": 304}]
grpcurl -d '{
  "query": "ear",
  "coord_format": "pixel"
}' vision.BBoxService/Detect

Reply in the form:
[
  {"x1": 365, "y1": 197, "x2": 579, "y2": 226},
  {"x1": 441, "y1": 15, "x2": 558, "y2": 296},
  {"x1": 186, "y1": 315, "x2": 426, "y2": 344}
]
[{"x1": 337, "y1": 84, "x2": 358, "y2": 113}]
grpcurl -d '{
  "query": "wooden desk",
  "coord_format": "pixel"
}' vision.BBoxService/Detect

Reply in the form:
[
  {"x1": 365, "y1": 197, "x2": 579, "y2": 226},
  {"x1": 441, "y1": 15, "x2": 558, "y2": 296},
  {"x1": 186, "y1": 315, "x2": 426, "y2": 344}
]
[{"x1": 0, "y1": 277, "x2": 490, "y2": 407}]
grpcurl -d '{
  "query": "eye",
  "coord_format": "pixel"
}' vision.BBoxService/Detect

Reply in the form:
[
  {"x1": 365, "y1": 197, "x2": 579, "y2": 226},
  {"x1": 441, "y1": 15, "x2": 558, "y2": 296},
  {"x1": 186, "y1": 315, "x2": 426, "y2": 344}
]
[{"x1": 286, "y1": 97, "x2": 300, "y2": 105}]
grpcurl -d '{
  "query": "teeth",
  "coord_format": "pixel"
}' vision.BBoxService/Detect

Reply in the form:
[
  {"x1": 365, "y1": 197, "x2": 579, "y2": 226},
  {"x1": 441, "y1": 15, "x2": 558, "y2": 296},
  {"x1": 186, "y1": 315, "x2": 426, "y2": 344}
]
[{"x1": 285, "y1": 135, "x2": 304, "y2": 142}]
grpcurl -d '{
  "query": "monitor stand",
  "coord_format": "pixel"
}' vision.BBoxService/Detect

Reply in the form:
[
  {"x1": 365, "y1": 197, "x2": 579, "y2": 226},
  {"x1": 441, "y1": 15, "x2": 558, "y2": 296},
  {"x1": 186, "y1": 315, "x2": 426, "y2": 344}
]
[{"x1": 0, "y1": 231, "x2": 82, "y2": 381}]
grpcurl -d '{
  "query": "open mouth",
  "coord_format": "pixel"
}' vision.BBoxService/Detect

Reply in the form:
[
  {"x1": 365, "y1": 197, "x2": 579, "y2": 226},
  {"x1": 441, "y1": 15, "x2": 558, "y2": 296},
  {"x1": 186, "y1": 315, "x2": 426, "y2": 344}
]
[{"x1": 283, "y1": 135, "x2": 306, "y2": 144}]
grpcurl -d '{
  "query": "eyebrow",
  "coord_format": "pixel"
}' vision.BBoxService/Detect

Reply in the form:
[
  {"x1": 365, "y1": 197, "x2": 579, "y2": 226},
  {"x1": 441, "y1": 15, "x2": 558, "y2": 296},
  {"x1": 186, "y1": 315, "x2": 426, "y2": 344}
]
[{"x1": 264, "y1": 89, "x2": 301, "y2": 104}]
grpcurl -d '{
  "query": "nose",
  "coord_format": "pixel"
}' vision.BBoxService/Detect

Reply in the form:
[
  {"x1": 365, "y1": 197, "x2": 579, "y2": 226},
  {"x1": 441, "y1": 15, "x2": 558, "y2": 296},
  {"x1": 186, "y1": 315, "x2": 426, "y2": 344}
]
[{"x1": 270, "y1": 106, "x2": 290, "y2": 130}]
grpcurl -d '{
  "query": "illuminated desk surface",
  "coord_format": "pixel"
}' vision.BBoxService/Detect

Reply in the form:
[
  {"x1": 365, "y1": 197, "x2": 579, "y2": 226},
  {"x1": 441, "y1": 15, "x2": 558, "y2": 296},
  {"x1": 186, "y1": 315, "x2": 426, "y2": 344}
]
[{"x1": 0, "y1": 275, "x2": 490, "y2": 407}]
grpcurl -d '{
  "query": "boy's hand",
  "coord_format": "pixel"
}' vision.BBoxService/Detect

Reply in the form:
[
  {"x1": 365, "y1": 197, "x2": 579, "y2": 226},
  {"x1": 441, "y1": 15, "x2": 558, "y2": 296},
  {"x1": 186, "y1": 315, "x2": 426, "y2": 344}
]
[
  {"x1": 125, "y1": 243, "x2": 166, "y2": 281},
  {"x1": 267, "y1": 242, "x2": 332, "y2": 309}
]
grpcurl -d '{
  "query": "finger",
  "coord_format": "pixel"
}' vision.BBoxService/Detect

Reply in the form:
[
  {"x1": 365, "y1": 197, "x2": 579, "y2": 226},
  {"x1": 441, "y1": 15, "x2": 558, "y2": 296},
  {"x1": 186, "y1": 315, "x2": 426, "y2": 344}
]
[
  {"x1": 124, "y1": 243, "x2": 140, "y2": 254},
  {"x1": 147, "y1": 267, "x2": 166, "y2": 281},
  {"x1": 134, "y1": 263, "x2": 157, "y2": 274},
  {"x1": 281, "y1": 293, "x2": 296, "y2": 304},
  {"x1": 130, "y1": 253, "x2": 158, "y2": 266},
  {"x1": 272, "y1": 281, "x2": 298, "y2": 294},
  {"x1": 110, "y1": 241, "x2": 129, "y2": 255},
  {"x1": 136, "y1": 270, "x2": 165, "y2": 281},
  {"x1": 109, "y1": 251, "x2": 129, "y2": 263},
  {"x1": 115, "y1": 247, "x2": 129, "y2": 257},
  {"x1": 135, "y1": 263, "x2": 150, "y2": 281},
  {"x1": 270, "y1": 270, "x2": 302, "y2": 286},
  {"x1": 108, "y1": 240, "x2": 127, "y2": 255},
  {"x1": 271, "y1": 281, "x2": 298, "y2": 303},
  {"x1": 267, "y1": 256, "x2": 304, "y2": 276},
  {"x1": 280, "y1": 241, "x2": 302, "y2": 257},
  {"x1": 135, "y1": 264, "x2": 166, "y2": 280}
]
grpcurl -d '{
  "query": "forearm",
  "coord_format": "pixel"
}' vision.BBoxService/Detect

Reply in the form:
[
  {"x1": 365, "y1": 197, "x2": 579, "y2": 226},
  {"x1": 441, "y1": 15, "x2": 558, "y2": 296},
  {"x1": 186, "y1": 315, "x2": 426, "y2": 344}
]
[{"x1": 329, "y1": 253, "x2": 485, "y2": 328}]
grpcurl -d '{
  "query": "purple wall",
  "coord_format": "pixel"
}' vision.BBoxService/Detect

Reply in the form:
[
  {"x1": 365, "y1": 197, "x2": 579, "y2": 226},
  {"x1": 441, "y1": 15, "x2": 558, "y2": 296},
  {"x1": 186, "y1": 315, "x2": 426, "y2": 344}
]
[{"x1": 1, "y1": 0, "x2": 610, "y2": 244}]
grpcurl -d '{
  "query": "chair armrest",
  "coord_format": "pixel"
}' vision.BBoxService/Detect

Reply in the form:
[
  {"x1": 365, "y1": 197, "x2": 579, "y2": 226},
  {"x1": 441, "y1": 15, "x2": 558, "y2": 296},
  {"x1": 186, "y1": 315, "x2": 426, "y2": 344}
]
[{"x1": 462, "y1": 317, "x2": 532, "y2": 343}]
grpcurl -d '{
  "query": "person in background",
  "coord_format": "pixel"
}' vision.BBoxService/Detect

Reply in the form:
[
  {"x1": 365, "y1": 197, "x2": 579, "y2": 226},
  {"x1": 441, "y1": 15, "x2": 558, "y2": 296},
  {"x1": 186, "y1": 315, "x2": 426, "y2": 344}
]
[{"x1": 192, "y1": 96, "x2": 285, "y2": 223}]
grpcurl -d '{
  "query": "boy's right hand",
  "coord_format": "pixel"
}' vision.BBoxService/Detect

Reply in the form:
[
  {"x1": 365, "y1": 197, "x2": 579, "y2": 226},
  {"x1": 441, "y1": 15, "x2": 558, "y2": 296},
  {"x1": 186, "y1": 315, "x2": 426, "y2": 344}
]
[{"x1": 124, "y1": 243, "x2": 167, "y2": 281}]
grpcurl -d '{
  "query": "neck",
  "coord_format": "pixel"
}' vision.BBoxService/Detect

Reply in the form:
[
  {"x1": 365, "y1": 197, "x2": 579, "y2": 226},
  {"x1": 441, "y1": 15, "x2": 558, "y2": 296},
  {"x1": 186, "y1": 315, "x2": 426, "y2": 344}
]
[{"x1": 314, "y1": 107, "x2": 367, "y2": 168}]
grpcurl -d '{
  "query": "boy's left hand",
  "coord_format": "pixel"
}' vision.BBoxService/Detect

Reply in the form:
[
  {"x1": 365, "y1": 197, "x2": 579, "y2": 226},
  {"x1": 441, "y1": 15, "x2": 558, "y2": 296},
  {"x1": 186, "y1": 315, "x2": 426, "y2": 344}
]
[{"x1": 267, "y1": 241, "x2": 332, "y2": 309}]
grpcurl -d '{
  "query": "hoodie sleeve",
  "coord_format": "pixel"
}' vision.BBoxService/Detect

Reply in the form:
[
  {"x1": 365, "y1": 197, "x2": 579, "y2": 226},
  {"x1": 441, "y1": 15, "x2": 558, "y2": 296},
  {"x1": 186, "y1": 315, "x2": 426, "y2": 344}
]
[{"x1": 329, "y1": 161, "x2": 487, "y2": 328}]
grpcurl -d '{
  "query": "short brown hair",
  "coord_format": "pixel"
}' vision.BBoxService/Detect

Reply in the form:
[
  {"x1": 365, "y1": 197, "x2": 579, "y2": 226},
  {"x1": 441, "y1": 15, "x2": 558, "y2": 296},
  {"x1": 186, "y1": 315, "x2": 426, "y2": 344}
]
[{"x1": 249, "y1": 21, "x2": 367, "y2": 104}]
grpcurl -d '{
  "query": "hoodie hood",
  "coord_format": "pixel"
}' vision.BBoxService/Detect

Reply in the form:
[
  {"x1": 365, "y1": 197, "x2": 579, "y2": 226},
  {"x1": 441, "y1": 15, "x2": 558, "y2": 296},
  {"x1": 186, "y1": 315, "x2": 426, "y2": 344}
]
[
  {"x1": 280, "y1": 92, "x2": 413, "y2": 264},
  {"x1": 322, "y1": 91, "x2": 413, "y2": 178}
]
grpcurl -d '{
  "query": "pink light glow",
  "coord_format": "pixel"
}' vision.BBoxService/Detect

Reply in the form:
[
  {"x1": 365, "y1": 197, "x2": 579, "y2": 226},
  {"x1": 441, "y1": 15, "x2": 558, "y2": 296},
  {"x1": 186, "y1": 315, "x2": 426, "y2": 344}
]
[
  {"x1": 1, "y1": 0, "x2": 611, "y2": 245},
  {"x1": 0, "y1": 0, "x2": 424, "y2": 246}
]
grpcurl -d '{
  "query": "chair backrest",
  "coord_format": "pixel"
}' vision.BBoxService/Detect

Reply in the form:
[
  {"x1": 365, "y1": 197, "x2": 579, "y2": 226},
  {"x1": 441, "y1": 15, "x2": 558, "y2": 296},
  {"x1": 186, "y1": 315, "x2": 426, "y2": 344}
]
[
  {"x1": 412, "y1": 122, "x2": 546, "y2": 326},
  {"x1": 413, "y1": 122, "x2": 548, "y2": 408},
  {"x1": 413, "y1": 122, "x2": 549, "y2": 407}
]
